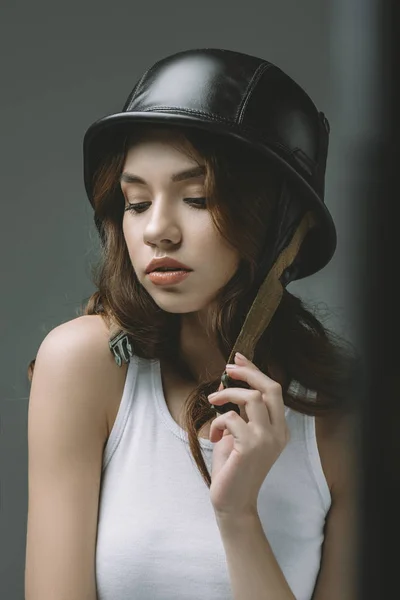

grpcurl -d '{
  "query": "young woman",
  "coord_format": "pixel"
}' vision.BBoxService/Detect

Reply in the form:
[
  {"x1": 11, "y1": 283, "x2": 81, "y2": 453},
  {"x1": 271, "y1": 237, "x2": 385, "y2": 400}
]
[{"x1": 25, "y1": 49, "x2": 359, "y2": 600}]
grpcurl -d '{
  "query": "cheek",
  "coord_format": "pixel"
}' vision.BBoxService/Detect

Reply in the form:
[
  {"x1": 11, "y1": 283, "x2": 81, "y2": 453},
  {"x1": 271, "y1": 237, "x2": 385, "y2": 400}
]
[
  {"x1": 202, "y1": 225, "x2": 239, "y2": 265},
  {"x1": 123, "y1": 221, "x2": 140, "y2": 261},
  {"x1": 201, "y1": 232, "x2": 240, "y2": 278},
  {"x1": 219, "y1": 248, "x2": 240, "y2": 277},
  {"x1": 122, "y1": 217, "x2": 130, "y2": 242},
  {"x1": 194, "y1": 216, "x2": 230, "y2": 250},
  {"x1": 123, "y1": 216, "x2": 138, "y2": 245}
]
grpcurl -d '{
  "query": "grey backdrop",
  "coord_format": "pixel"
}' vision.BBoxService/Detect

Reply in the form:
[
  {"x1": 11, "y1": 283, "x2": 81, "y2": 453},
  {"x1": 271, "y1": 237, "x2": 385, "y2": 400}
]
[{"x1": 1, "y1": 1, "x2": 361, "y2": 598}]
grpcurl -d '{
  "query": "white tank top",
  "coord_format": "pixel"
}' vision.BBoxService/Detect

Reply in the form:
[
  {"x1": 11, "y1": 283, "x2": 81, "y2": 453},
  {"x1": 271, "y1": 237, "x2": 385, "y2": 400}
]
[{"x1": 95, "y1": 355, "x2": 331, "y2": 600}]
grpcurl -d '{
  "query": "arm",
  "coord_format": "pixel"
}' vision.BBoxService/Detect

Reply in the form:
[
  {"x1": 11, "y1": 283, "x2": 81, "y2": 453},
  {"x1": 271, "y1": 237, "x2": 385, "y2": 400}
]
[
  {"x1": 214, "y1": 410, "x2": 358, "y2": 600},
  {"x1": 25, "y1": 317, "x2": 115, "y2": 600},
  {"x1": 216, "y1": 511, "x2": 296, "y2": 600},
  {"x1": 311, "y1": 412, "x2": 359, "y2": 600}
]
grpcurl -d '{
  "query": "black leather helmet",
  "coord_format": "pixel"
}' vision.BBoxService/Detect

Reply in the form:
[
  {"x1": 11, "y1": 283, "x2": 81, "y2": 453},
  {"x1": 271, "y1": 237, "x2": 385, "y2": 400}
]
[
  {"x1": 83, "y1": 48, "x2": 336, "y2": 282},
  {"x1": 83, "y1": 48, "x2": 338, "y2": 395}
]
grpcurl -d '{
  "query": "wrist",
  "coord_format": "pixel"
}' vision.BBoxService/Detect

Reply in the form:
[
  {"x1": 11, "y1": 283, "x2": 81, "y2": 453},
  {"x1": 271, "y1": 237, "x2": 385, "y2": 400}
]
[{"x1": 214, "y1": 507, "x2": 260, "y2": 529}]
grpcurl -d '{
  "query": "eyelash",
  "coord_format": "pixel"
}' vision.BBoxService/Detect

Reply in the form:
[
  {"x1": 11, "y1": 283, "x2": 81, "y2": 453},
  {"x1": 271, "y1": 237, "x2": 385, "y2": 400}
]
[{"x1": 124, "y1": 198, "x2": 207, "y2": 214}]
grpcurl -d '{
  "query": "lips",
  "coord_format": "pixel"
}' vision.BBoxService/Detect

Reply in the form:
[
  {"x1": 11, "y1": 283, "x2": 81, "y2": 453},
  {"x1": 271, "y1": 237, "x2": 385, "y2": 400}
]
[
  {"x1": 148, "y1": 270, "x2": 192, "y2": 286},
  {"x1": 145, "y1": 257, "x2": 192, "y2": 274}
]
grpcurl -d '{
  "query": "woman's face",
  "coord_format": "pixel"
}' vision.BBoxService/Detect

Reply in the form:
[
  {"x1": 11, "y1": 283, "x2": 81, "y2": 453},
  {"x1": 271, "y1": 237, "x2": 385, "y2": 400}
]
[{"x1": 121, "y1": 129, "x2": 240, "y2": 314}]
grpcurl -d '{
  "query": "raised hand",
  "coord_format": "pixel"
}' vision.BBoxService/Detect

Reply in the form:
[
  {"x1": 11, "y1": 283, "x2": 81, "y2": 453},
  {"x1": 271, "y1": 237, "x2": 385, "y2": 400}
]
[{"x1": 208, "y1": 352, "x2": 289, "y2": 518}]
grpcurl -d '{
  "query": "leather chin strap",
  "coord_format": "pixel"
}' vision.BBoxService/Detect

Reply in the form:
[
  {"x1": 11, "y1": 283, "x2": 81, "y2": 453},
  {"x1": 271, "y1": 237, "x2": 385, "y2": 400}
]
[{"x1": 219, "y1": 210, "x2": 317, "y2": 401}]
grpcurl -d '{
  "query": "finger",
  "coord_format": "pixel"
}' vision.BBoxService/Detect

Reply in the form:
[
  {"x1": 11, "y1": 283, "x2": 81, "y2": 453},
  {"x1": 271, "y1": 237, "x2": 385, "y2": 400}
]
[
  {"x1": 209, "y1": 409, "x2": 249, "y2": 443},
  {"x1": 226, "y1": 357, "x2": 286, "y2": 428},
  {"x1": 209, "y1": 387, "x2": 271, "y2": 427},
  {"x1": 226, "y1": 365, "x2": 285, "y2": 428}
]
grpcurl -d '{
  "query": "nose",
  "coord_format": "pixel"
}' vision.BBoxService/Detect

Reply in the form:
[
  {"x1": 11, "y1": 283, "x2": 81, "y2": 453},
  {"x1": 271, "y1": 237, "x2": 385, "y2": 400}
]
[{"x1": 143, "y1": 201, "x2": 182, "y2": 249}]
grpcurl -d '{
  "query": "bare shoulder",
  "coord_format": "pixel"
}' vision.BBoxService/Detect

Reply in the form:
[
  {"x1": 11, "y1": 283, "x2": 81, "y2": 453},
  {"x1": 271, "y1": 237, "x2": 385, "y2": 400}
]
[
  {"x1": 47, "y1": 312, "x2": 115, "y2": 349},
  {"x1": 35, "y1": 314, "x2": 129, "y2": 439}
]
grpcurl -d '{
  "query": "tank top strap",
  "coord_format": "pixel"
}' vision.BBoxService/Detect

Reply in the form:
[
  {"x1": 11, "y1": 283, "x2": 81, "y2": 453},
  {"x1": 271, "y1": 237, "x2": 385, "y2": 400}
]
[
  {"x1": 102, "y1": 356, "x2": 139, "y2": 471},
  {"x1": 286, "y1": 379, "x2": 331, "y2": 513}
]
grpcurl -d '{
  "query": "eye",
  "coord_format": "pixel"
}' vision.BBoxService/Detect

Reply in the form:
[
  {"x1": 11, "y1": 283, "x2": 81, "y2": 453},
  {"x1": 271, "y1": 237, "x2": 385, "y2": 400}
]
[
  {"x1": 124, "y1": 197, "x2": 207, "y2": 215},
  {"x1": 184, "y1": 197, "x2": 207, "y2": 209},
  {"x1": 124, "y1": 202, "x2": 150, "y2": 214}
]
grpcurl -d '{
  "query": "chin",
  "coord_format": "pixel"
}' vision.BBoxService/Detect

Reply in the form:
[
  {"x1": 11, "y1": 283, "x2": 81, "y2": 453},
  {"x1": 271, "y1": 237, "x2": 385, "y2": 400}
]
[
  {"x1": 153, "y1": 298, "x2": 210, "y2": 314},
  {"x1": 146, "y1": 289, "x2": 213, "y2": 315}
]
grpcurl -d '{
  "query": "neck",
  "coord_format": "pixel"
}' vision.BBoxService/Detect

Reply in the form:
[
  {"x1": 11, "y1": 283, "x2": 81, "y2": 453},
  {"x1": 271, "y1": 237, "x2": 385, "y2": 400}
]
[
  {"x1": 172, "y1": 309, "x2": 227, "y2": 384},
  {"x1": 163, "y1": 310, "x2": 287, "y2": 390}
]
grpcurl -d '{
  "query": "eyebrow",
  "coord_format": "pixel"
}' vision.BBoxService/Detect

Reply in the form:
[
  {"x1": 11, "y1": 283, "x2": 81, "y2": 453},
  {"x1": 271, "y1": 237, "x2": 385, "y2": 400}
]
[{"x1": 119, "y1": 165, "x2": 206, "y2": 185}]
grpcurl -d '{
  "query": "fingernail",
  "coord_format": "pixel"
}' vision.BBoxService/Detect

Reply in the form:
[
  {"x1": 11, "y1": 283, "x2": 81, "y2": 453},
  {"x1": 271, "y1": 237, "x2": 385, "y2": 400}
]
[
  {"x1": 235, "y1": 352, "x2": 247, "y2": 360},
  {"x1": 225, "y1": 364, "x2": 237, "y2": 369}
]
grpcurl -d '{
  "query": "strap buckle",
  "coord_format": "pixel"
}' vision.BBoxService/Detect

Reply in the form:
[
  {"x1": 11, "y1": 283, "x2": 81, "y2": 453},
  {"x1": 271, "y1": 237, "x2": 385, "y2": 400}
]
[{"x1": 109, "y1": 331, "x2": 134, "y2": 366}]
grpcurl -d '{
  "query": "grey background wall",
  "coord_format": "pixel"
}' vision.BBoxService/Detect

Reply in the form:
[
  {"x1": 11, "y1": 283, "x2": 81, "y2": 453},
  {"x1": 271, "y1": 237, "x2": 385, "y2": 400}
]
[{"x1": 0, "y1": 1, "x2": 359, "y2": 597}]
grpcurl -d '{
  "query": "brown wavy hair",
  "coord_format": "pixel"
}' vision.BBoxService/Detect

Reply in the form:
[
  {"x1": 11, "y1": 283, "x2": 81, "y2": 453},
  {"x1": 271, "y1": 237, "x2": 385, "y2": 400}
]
[{"x1": 27, "y1": 124, "x2": 360, "y2": 488}]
